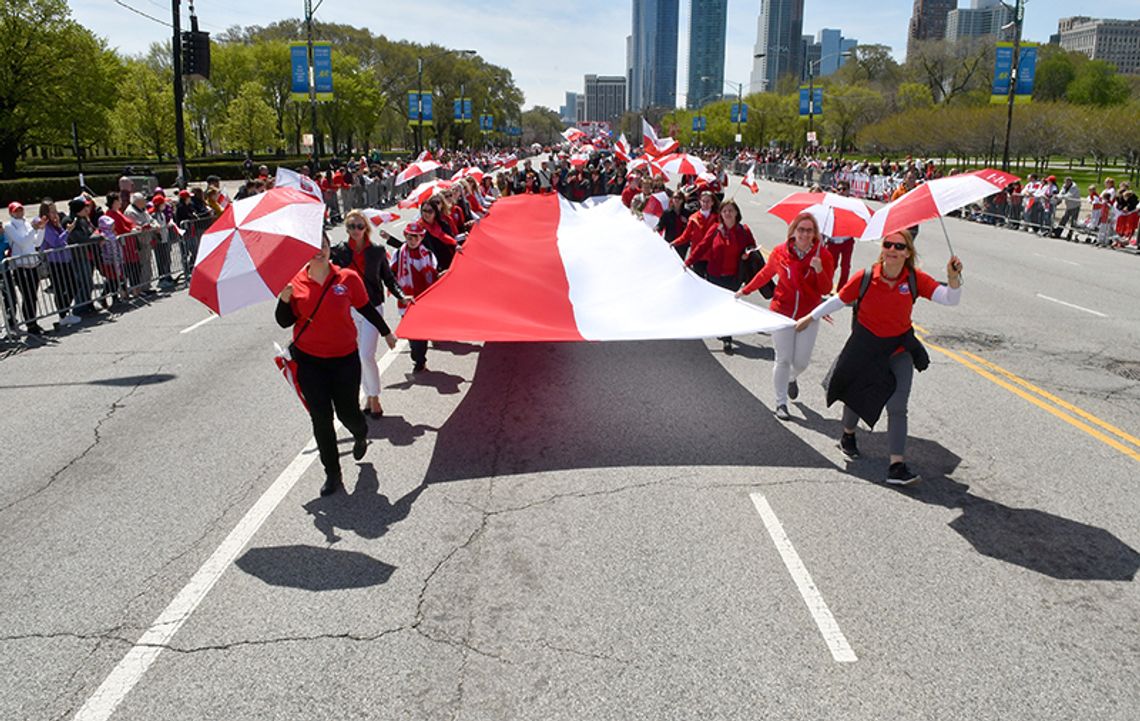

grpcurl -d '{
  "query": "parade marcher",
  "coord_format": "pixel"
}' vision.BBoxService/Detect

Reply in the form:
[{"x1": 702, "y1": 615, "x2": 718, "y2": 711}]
[
  {"x1": 825, "y1": 181, "x2": 856, "y2": 288},
  {"x1": 331, "y1": 210, "x2": 408, "y2": 419},
  {"x1": 794, "y1": 230, "x2": 962, "y2": 485},
  {"x1": 656, "y1": 191, "x2": 688, "y2": 258},
  {"x1": 736, "y1": 212, "x2": 835, "y2": 419},
  {"x1": 391, "y1": 221, "x2": 439, "y2": 373},
  {"x1": 686, "y1": 199, "x2": 754, "y2": 354},
  {"x1": 670, "y1": 190, "x2": 719, "y2": 276},
  {"x1": 418, "y1": 201, "x2": 459, "y2": 271},
  {"x1": 276, "y1": 234, "x2": 397, "y2": 496}
]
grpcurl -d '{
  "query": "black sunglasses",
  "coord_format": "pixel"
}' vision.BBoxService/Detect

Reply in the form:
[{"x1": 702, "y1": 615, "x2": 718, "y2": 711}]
[
  {"x1": 346, "y1": 223, "x2": 366, "y2": 230},
  {"x1": 881, "y1": 241, "x2": 908, "y2": 251}
]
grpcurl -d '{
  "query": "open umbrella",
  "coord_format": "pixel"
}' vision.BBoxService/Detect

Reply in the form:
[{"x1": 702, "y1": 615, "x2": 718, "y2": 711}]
[
  {"x1": 768, "y1": 191, "x2": 872, "y2": 238},
  {"x1": 453, "y1": 166, "x2": 485, "y2": 183},
  {"x1": 395, "y1": 159, "x2": 442, "y2": 186},
  {"x1": 627, "y1": 157, "x2": 667, "y2": 179},
  {"x1": 655, "y1": 153, "x2": 708, "y2": 178},
  {"x1": 189, "y1": 187, "x2": 324, "y2": 316},
  {"x1": 860, "y1": 168, "x2": 1020, "y2": 249},
  {"x1": 640, "y1": 190, "x2": 670, "y2": 230},
  {"x1": 397, "y1": 179, "x2": 454, "y2": 209}
]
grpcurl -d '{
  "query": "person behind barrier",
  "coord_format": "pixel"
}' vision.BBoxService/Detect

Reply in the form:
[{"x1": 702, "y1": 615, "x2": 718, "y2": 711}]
[
  {"x1": 276, "y1": 234, "x2": 395, "y2": 497},
  {"x1": 37, "y1": 201, "x2": 80, "y2": 327},
  {"x1": 795, "y1": 230, "x2": 962, "y2": 486},
  {"x1": 736, "y1": 212, "x2": 836, "y2": 420},
  {"x1": 3, "y1": 202, "x2": 45, "y2": 335},
  {"x1": 125, "y1": 193, "x2": 158, "y2": 296},
  {"x1": 331, "y1": 210, "x2": 406, "y2": 419},
  {"x1": 65, "y1": 197, "x2": 98, "y2": 315}
]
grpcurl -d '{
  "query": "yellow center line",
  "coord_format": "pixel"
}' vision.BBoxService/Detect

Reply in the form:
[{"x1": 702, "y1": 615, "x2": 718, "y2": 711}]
[{"x1": 912, "y1": 324, "x2": 1140, "y2": 464}]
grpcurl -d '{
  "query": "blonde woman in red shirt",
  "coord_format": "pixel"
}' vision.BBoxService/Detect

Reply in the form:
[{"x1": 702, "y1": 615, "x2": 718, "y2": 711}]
[
  {"x1": 737, "y1": 212, "x2": 835, "y2": 420},
  {"x1": 795, "y1": 230, "x2": 962, "y2": 485}
]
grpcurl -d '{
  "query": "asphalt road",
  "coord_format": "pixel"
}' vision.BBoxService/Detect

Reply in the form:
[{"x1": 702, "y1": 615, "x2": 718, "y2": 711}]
[{"x1": 2, "y1": 168, "x2": 1138, "y2": 721}]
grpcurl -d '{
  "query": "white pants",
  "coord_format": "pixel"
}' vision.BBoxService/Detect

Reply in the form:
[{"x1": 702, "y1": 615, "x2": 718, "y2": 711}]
[
  {"x1": 351, "y1": 304, "x2": 384, "y2": 396},
  {"x1": 772, "y1": 322, "x2": 821, "y2": 406}
]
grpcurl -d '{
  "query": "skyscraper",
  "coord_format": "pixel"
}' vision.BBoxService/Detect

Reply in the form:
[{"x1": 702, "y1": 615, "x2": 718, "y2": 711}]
[
  {"x1": 749, "y1": 0, "x2": 805, "y2": 94},
  {"x1": 686, "y1": 0, "x2": 728, "y2": 109},
  {"x1": 945, "y1": 1, "x2": 1014, "y2": 42},
  {"x1": 630, "y1": 0, "x2": 680, "y2": 110},
  {"x1": 584, "y1": 75, "x2": 628, "y2": 125},
  {"x1": 907, "y1": 0, "x2": 956, "y2": 58}
]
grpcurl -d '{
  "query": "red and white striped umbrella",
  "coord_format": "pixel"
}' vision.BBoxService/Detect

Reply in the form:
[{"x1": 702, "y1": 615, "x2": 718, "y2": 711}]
[
  {"x1": 189, "y1": 187, "x2": 324, "y2": 315},
  {"x1": 453, "y1": 166, "x2": 485, "y2": 183},
  {"x1": 361, "y1": 209, "x2": 400, "y2": 226},
  {"x1": 859, "y1": 168, "x2": 1020, "y2": 241},
  {"x1": 395, "y1": 159, "x2": 442, "y2": 186},
  {"x1": 768, "y1": 191, "x2": 872, "y2": 238},
  {"x1": 655, "y1": 153, "x2": 708, "y2": 178},
  {"x1": 627, "y1": 157, "x2": 667, "y2": 178},
  {"x1": 561, "y1": 127, "x2": 587, "y2": 143},
  {"x1": 397, "y1": 179, "x2": 454, "y2": 209},
  {"x1": 569, "y1": 155, "x2": 591, "y2": 168},
  {"x1": 640, "y1": 190, "x2": 670, "y2": 229}
]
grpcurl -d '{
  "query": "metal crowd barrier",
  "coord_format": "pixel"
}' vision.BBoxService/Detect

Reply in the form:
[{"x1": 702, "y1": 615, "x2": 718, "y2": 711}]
[{"x1": 0, "y1": 218, "x2": 214, "y2": 339}]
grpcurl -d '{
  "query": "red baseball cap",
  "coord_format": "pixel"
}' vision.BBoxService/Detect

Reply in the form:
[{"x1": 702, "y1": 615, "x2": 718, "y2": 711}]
[
  {"x1": 405, "y1": 221, "x2": 426, "y2": 235},
  {"x1": 8, "y1": 201, "x2": 23, "y2": 213}
]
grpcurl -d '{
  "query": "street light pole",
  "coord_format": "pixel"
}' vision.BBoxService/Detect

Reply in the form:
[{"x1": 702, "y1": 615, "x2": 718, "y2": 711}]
[
  {"x1": 171, "y1": 0, "x2": 187, "y2": 183},
  {"x1": 1000, "y1": 0, "x2": 1023, "y2": 172},
  {"x1": 305, "y1": 0, "x2": 320, "y2": 172},
  {"x1": 735, "y1": 82, "x2": 743, "y2": 147},
  {"x1": 415, "y1": 57, "x2": 424, "y2": 156}
]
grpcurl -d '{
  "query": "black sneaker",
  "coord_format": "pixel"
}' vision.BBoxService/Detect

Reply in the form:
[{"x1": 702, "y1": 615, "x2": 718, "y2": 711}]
[
  {"x1": 722, "y1": 339, "x2": 734, "y2": 355},
  {"x1": 788, "y1": 379, "x2": 799, "y2": 400},
  {"x1": 352, "y1": 436, "x2": 368, "y2": 461},
  {"x1": 886, "y1": 462, "x2": 921, "y2": 486},
  {"x1": 775, "y1": 404, "x2": 791, "y2": 421},
  {"x1": 839, "y1": 432, "x2": 859, "y2": 459},
  {"x1": 320, "y1": 475, "x2": 342, "y2": 496},
  {"x1": 413, "y1": 361, "x2": 427, "y2": 373}
]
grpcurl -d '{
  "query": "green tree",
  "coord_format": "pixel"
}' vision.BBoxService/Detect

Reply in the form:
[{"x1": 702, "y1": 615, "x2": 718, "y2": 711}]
[
  {"x1": 1033, "y1": 47, "x2": 1083, "y2": 102},
  {"x1": 111, "y1": 60, "x2": 179, "y2": 160},
  {"x1": 1066, "y1": 60, "x2": 1131, "y2": 106},
  {"x1": 906, "y1": 38, "x2": 994, "y2": 105},
  {"x1": 220, "y1": 82, "x2": 281, "y2": 155},
  {"x1": 896, "y1": 82, "x2": 934, "y2": 111},
  {"x1": 823, "y1": 85, "x2": 885, "y2": 151},
  {"x1": 521, "y1": 107, "x2": 562, "y2": 145},
  {"x1": 0, "y1": 0, "x2": 119, "y2": 177}
]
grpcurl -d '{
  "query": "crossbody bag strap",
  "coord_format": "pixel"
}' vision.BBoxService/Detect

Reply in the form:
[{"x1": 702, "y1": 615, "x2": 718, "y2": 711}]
[{"x1": 292, "y1": 270, "x2": 339, "y2": 347}]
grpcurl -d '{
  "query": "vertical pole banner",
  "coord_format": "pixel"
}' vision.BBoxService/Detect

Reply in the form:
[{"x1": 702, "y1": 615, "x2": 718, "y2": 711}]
[
  {"x1": 991, "y1": 42, "x2": 1013, "y2": 102},
  {"x1": 290, "y1": 43, "x2": 309, "y2": 101},
  {"x1": 1016, "y1": 44, "x2": 1037, "y2": 98},
  {"x1": 312, "y1": 42, "x2": 333, "y2": 100}
]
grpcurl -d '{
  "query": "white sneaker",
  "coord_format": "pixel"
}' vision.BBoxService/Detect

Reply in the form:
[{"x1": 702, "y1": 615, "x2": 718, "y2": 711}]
[{"x1": 61, "y1": 314, "x2": 81, "y2": 326}]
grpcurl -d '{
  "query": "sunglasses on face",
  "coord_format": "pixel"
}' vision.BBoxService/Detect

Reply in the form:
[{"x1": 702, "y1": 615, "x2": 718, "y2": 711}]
[
  {"x1": 881, "y1": 241, "x2": 908, "y2": 250},
  {"x1": 346, "y1": 223, "x2": 366, "y2": 230}
]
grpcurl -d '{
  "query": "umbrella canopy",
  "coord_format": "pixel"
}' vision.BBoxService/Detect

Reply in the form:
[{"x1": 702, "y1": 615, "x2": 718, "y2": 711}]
[
  {"x1": 627, "y1": 157, "x2": 667, "y2": 179},
  {"x1": 189, "y1": 187, "x2": 324, "y2": 316},
  {"x1": 655, "y1": 153, "x2": 708, "y2": 178},
  {"x1": 860, "y1": 168, "x2": 1019, "y2": 241},
  {"x1": 395, "y1": 159, "x2": 441, "y2": 186},
  {"x1": 453, "y1": 166, "x2": 485, "y2": 183},
  {"x1": 397, "y1": 179, "x2": 454, "y2": 209},
  {"x1": 640, "y1": 190, "x2": 670, "y2": 229},
  {"x1": 768, "y1": 191, "x2": 872, "y2": 238},
  {"x1": 361, "y1": 209, "x2": 400, "y2": 226}
]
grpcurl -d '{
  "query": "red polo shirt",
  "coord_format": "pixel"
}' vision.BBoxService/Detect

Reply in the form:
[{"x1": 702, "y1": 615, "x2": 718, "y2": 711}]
[
  {"x1": 288, "y1": 265, "x2": 368, "y2": 358},
  {"x1": 838, "y1": 264, "x2": 940, "y2": 338}
]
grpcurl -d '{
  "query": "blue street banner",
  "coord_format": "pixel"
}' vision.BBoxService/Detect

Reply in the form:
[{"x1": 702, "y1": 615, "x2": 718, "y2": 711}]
[
  {"x1": 798, "y1": 87, "x2": 823, "y2": 116},
  {"x1": 407, "y1": 92, "x2": 434, "y2": 125},
  {"x1": 730, "y1": 104, "x2": 748, "y2": 124},
  {"x1": 507, "y1": 125, "x2": 523, "y2": 137},
  {"x1": 992, "y1": 42, "x2": 1037, "y2": 104},
  {"x1": 692, "y1": 116, "x2": 706, "y2": 132},
  {"x1": 453, "y1": 98, "x2": 474, "y2": 122},
  {"x1": 479, "y1": 114, "x2": 494, "y2": 132},
  {"x1": 290, "y1": 42, "x2": 333, "y2": 101}
]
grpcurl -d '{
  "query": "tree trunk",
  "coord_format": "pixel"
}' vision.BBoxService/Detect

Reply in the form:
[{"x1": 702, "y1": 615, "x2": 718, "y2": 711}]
[{"x1": 0, "y1": 140, "x2": 19, "y2": 179}]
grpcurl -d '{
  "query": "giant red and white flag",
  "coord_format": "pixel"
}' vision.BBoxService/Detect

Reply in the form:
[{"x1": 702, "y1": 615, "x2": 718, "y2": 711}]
[
  {"x1": 396, "y1": 194, "x2": 793, "y2": 342},
  {"x1": 614, "y1": 133, "x2": 632, "y2": 162}
]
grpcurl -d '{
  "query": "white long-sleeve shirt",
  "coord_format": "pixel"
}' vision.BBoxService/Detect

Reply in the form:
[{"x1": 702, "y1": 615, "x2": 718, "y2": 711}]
[{"x1": 3, "y1": 218, "x2": 41, "y2": 268}]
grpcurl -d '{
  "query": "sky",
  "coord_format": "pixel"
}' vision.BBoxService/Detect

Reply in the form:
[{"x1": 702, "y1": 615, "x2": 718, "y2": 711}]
[{"x1": 71, "y1": 0, "x2": 1078, "y2": 111}]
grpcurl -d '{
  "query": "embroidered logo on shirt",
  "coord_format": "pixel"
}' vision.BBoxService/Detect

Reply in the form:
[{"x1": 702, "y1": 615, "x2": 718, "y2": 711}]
[
  {"x1": 898, "y1": 283, "x2": 910, "y2": 295},
  {"x1": 332, "y1": 283, "x2": 348, "y2": 296}
]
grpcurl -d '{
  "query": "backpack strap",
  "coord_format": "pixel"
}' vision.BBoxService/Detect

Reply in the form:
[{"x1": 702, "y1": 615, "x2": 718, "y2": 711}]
[
  {"x1": 908, "y1": 267, "x2": 918, "y2": 304},
  {"x1": 851, "y1": 267, "x2": 873, "y2": 329}
]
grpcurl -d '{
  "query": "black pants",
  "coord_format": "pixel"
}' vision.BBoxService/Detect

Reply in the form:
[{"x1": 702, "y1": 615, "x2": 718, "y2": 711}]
[
  {"x1": 48, "y1": 263, "x2": 76, "y2": 316},
  {"x1": 708, "y1": 273, "x2": 738, "y2": 342},
  {"x1": 410, "y1": 339, "x2": 428, "y2": 366},
  {"x1": 295, "y1": 350, "x2": 368, "y2": 480},
  {"x1": 155, "y1": 239, "x2": 173, "y2": 281},
  {"x1": 12, "y1": 266, "x2": 41, "y2": 324}
]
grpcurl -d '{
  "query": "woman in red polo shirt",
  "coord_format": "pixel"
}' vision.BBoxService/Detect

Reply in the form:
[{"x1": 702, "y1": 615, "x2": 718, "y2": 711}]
[
  {"x1": 795, "y1": 230, "x2": 962, "y2": 486},
  {"x1": 276, "y1": 234, "x2": 397, "y2": 496},
  {"x1": 737, "y1": 212, "x2": 836, "y2": 420}
]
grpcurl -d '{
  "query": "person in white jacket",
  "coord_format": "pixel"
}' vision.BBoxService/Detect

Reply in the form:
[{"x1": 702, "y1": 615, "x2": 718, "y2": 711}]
[{"x1": 3, "y1": 202, "x2": 45, "y2": 335}]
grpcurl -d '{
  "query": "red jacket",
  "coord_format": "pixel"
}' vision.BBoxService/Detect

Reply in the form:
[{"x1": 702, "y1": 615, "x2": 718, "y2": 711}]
[
  {"x1": 686, "y1": 222, "x2": 754, "y2": 278},
  {"x1": 672, "y1": 210, "x2": 718, "y2": 250},
  {"x1": 621, "y1": 184, "x2": 639, "y2": 208},
  {"x1": 742, "y1": 239, "x2": 835, "y2": 319}
]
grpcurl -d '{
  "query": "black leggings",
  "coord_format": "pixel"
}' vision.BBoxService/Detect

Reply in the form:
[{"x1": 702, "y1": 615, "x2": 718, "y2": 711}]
[{"x1": 295, "y1": 350, "x2": 367, "y2": 480}]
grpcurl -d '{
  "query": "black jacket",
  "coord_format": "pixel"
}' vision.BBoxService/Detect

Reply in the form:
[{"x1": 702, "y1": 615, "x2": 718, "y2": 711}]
[
  {"x1": 825, "y1": 323, "x2": 930, "y2": 428},
  {"x1": 330, "y1": 241, "x2": 405, "y2": 307}
]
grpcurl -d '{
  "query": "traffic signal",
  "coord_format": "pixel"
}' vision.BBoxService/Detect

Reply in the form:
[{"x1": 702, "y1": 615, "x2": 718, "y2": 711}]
[{"x1": 181, "y1": 29, "x2": 211, "y2": 80}]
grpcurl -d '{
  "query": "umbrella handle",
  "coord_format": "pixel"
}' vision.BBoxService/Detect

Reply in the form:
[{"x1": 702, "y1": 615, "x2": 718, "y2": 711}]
[{"x1": 936, "y1": 215, "x2": 963, "y2": 286}]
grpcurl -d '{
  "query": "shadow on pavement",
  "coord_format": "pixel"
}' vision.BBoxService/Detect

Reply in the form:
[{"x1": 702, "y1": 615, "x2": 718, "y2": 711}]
[
  {"x1": 423, "y1": 340, "x2": 832, "y2": 484},
  {"x1": 794, "y1": 403, "x2": 1140, "y2": 581},
  {"x1": 432, "y1": 340, "x2": 481, "y2": 356},
  {"x1": 302, "y1": 463, "x2": 427, "y2": 544},
  {"x1": 385, "y1": 369, "x2": 465, "y2": 395},
  {"x1": 235, "y1": 543, "x2": 396, "y2": 589},
  {"x1": 730, "y1": 338, "x2": 775, "y2": 361},
  {"x1": 0, "y1": 372, "x2": 178, "y2": 389},
  {"x1": 365, "y1": 414, "x2": 437, "y2": 447}
]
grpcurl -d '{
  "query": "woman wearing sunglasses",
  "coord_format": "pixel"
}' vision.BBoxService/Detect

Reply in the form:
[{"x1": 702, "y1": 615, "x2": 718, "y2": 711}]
[
  {"x1": 330, "y1": 210, "x2": 406, "y2": 418},
  {"x1": 795, "y1": 230, "x2": 963, "y2": 486},
  {"x1": 737, "y1": 212, "x2": 836, "y2": 419}
]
